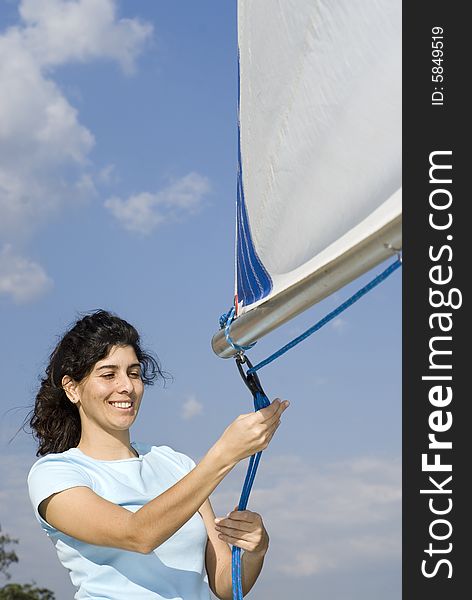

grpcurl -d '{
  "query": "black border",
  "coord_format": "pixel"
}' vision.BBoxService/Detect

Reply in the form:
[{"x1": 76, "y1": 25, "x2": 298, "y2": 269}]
[{"x1": 403, "y1": 3, "x2": 468, "y2": 598}]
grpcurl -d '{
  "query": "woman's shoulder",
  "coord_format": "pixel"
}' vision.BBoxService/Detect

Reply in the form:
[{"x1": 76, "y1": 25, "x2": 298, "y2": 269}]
[
  {"x1": 27, "y1": 448, "x2": 91, "y2": 481},
  {"x1": 28, "y1": 447, "x2": 82, "y2": 469}
]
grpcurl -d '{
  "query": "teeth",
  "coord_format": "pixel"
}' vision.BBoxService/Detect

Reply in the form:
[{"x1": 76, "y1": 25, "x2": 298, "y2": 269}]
[{"x1": 110, "y1": 402, "x2": 132, "y2": 408}]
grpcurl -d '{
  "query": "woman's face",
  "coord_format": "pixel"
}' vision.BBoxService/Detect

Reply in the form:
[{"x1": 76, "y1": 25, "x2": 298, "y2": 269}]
[{"x1": 74, "y1": 344, "x2": 145, "y2": 434}]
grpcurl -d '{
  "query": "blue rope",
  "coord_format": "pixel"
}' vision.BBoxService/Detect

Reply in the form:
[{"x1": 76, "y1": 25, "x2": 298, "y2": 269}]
[
  {"x1": 232, "y1": 390, "x2": 269, "y2": 600},
  {"x1": 247, "y1": 258, "x2": 402, "y2": 374},
  {"x1": 219, "y1": 310, "x2": 233, "y2": 329},
  {"x1": 221, "y1": 306, "x2": 256, "y2": 353},
  {"x1": 228, "y1": 257, "x2": 401, "y2": 598}
]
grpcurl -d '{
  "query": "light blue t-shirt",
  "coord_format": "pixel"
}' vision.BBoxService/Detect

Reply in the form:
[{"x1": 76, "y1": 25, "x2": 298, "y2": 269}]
[{"x1": 27, "y1": 443, "x2": 210, "y2": 600}]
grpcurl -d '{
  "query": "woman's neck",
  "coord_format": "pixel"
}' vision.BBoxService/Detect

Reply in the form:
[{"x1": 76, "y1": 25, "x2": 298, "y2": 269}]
[{"x1": 77, "y1": 430, "x2": 137, "y2": 460}]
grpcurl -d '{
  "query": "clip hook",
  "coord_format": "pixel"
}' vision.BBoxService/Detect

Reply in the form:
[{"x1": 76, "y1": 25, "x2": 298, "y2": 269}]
[{"x1": 235, "y1": 354, "x2": 266, "y2": 398}]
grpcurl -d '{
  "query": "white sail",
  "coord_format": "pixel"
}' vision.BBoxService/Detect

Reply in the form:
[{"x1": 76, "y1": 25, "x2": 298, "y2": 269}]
[{"x1": 213, "y1": 0, "x2": 401, "y2": 357}]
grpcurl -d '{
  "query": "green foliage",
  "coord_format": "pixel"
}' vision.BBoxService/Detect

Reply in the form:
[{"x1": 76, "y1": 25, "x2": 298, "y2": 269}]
[
  {"x1": 0, "y1": 583, "x2": 55, "y2": 600},
  {"x1": 0, "y1": 526, "x2": 55, "y2": 599},
  {"x1": 0, "y1": 529, "x2": 19, "y2": 580}
]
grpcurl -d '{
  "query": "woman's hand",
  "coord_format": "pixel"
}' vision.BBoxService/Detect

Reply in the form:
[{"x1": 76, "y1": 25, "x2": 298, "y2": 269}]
[
  {"x1": 215, "y1": 399, "x2": 290, "y2": 465},
  {"x1": 214, "y1": 508, "x2": 269, "y2": 557}
]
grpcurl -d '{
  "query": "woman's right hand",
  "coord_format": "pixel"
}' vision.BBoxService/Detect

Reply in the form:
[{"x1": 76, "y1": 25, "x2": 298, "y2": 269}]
[{"x1": 215, "y1": 399, "x2": 290, "y2": 465}]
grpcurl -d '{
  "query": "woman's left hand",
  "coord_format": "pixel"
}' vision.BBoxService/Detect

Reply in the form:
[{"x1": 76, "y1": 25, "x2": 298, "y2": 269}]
[{"x1": 214, "y1": 508, "x2": 269, "y2": 557}]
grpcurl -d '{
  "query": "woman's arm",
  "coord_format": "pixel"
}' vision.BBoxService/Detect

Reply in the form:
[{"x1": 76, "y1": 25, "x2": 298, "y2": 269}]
[
  {"x1": 40, "y1": 399, "x2": 288, "y2": 554},
  {"x1": 200, "y1": 499, "x2": 269, "y2": 600}
]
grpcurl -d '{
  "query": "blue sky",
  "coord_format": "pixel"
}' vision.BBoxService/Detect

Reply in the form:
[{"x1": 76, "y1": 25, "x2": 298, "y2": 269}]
[{"x1": 0, "y1": 2, "x2": 401, "y2": 598}]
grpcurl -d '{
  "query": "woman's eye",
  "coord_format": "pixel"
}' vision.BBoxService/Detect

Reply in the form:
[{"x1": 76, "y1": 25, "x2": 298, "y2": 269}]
[{"x1": 100, "y1": 371, "x2": 141, "y2": 379}]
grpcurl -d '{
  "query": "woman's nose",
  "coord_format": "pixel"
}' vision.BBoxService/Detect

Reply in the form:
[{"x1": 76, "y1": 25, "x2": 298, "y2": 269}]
[{"x1": 116, "y1": 372, "x2": 133, "y2": 393}]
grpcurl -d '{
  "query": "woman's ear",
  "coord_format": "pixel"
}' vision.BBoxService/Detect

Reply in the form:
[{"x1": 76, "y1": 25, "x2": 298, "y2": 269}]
[{"x1": 62, "y1": 376, "x2": 79, "y2": 404}]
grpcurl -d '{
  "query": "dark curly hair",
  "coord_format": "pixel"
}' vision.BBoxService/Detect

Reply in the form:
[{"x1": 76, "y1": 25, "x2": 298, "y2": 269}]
[{"x1": 29, "y1": 310, "x2": 165, "y2": 456}]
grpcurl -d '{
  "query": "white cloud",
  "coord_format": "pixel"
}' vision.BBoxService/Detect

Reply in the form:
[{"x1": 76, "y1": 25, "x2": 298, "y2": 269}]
[
  {"x1": 105, "y1": 192, "x2": 164, "y2": 235},
  {"x1": 0, "y1": 1, "x2": 152, "y2": 240},
  {"x1": 0, "y1": 31, "x2": 95, "y2": 239},
  {"x1": 331, "y1": 316, "x2": 347, "y2": 333},
  {"x1": 0, "y1": 245, "x2": 52, "y2": 303},
  {"x1": 19, "y1": 0, "x2": 153, "y2": 73},
  {"x1": 98, "y1": 163, "x2": 118, "y2": 185},
  {"x1": 105, "y1": 172, "x2": 211, "y2": 235},
  {"x1": 211, "y1": 454, "x2": 401, "y2": 577},
  {"x1": 181, "y1": 395, "x2": 203, "y2": 420},
  {"x1": 0, "y1": 1, "x2": 153, "y2": 297}
]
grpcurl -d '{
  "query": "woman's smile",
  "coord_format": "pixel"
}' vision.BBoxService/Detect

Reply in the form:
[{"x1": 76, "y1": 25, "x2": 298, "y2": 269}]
[{"x1": 108, "y1": 400, "x2": 134, "y2": 410}]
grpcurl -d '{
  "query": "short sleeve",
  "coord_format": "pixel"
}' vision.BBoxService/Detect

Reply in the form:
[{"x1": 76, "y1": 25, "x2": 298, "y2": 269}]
[
  {"x1": 174, "y1": 451, "x2": 196, "y2": 473},
  {"x1": 152, "y1": 445, "x2": 197, "y2": 476},
  {"x1": 27, "y1": 457, "x2": 93, "y2": 532}
]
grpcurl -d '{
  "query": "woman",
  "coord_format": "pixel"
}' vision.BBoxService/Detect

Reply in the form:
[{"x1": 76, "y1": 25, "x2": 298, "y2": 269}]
[{"x1": 27, "y1": 310, "x2": 289, "y2": 599}]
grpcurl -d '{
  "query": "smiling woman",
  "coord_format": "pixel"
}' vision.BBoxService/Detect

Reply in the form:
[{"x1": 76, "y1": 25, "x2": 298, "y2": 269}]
[{"x1": 26, "y1": 310, "x2": 289, "y2": 600}]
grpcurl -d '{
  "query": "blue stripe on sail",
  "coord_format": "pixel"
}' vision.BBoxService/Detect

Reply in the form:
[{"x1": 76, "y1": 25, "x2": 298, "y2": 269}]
[{"x1": 236, "y1": 124, "x2": 272, "y2": 308}]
